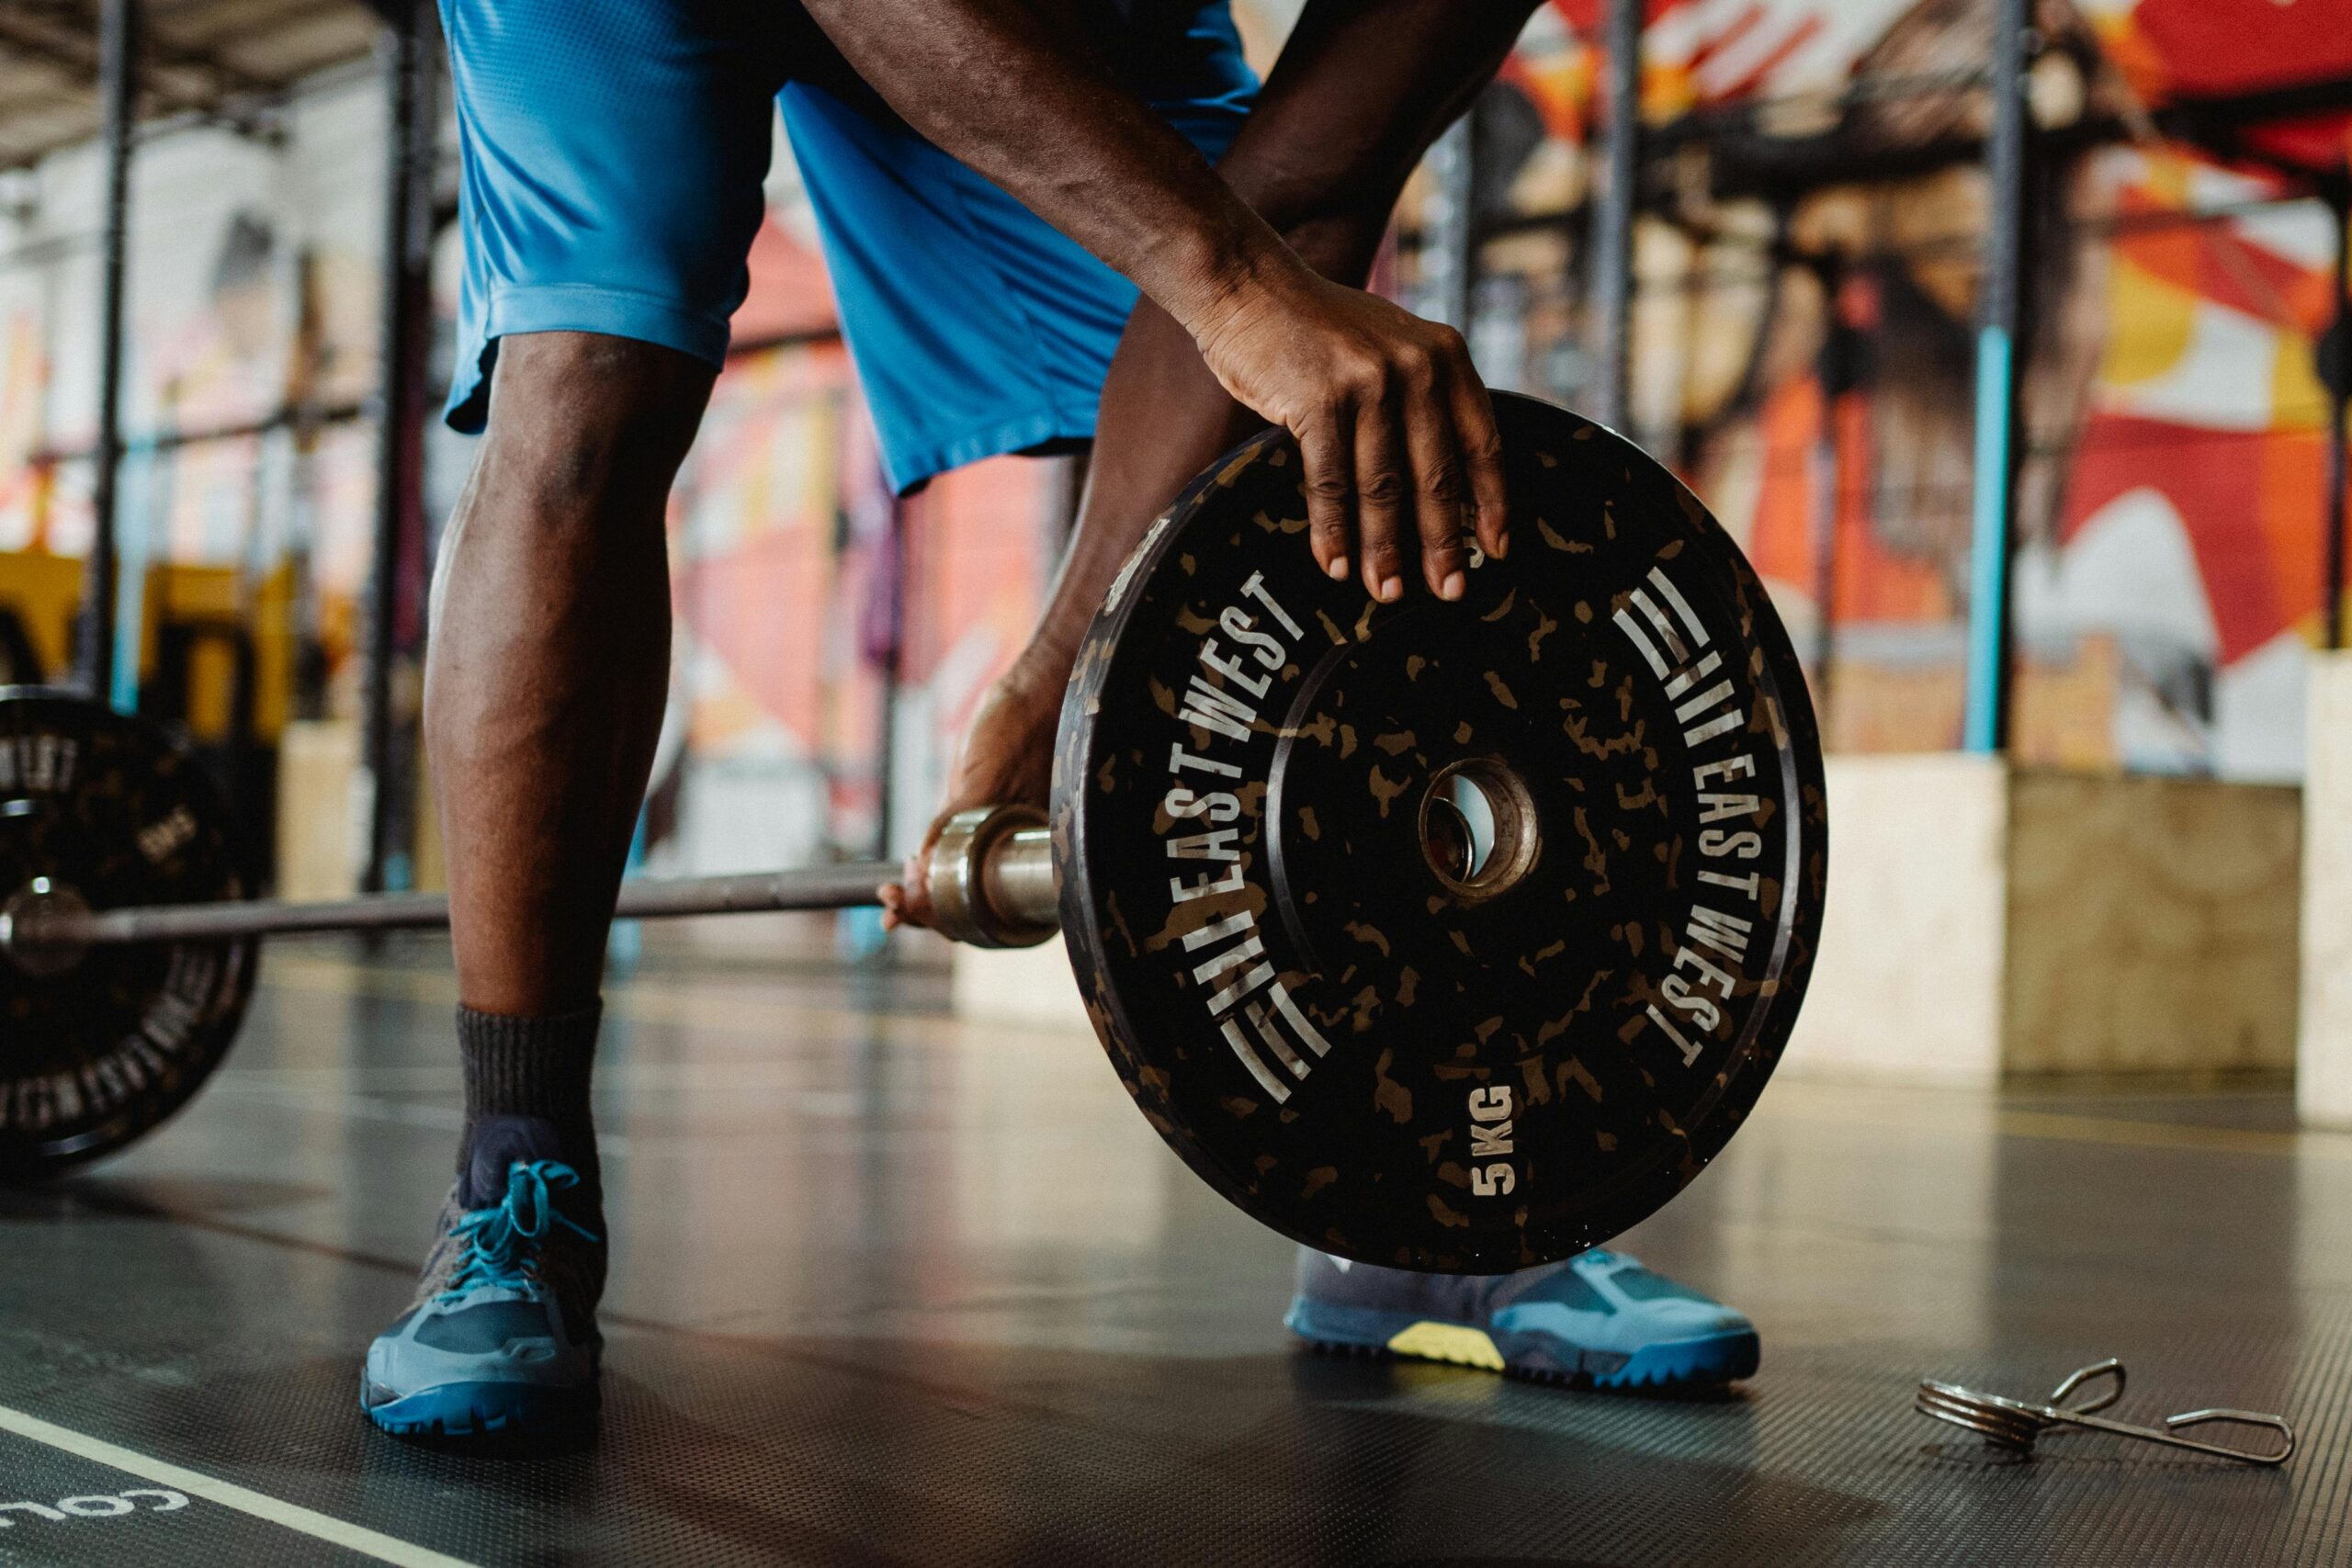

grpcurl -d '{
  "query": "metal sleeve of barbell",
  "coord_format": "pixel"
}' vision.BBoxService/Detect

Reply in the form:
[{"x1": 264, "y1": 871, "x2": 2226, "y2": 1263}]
[
  {"x1": 988, "y1": 828, "x2": 1060, "y2": 929},
  {"x1": 61, "y1": 861, "x2": 905, "y2": 947}
]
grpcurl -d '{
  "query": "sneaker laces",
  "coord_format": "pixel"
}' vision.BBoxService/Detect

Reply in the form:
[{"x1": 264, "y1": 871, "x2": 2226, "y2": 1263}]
[{"x1": 438, "y1": 1159, "x2": 600, "y2": 1302}]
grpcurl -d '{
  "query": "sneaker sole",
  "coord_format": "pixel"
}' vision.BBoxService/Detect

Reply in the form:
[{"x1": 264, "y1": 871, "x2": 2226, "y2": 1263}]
[
  {"x1": 1285, "y1": 1299, "x2": 1758, "y2": 1392},
  {"x1": 361, "y1": 1378, "x2": 599, "y2": 1441}
]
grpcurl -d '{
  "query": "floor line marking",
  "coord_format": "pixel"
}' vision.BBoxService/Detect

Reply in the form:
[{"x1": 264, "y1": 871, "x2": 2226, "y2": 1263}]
[{"x1": 0, "y1": 1402, "x2": 480, "y2": 1568}]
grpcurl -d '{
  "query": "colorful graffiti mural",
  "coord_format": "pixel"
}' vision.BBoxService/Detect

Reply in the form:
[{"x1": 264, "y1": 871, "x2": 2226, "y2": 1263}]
[
  {"x1": 657, "y1": 212, "x2": 1066, "y2": 873},
  {"x1": 1433, "y1": 0, "x2": 2352, "y2": 777}
]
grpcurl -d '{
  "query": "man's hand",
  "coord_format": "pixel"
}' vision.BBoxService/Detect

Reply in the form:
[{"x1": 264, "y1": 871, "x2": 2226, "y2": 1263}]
[
  {"x1": 1193, "y1": 259, "x2": 1510, "y2": 602},
  {"x1": 877, "y1": 654, "x2": 1061, "y2": 931},
  {"x1": 799, "y1": 0, "x2": 1526, "y2": 601}
]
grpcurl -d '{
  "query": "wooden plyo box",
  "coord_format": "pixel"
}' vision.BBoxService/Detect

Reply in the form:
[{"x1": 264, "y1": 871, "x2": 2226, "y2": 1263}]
[
  {"x1": 2299, "y1": 651, "x2": 2352, "y2": 1127},
  {"x1": 1789, "y1": 755, "x2": 2301, "y2": 1086},
  {"x1": 275, "y1": 719, "x2": 447, "y2": 900}
]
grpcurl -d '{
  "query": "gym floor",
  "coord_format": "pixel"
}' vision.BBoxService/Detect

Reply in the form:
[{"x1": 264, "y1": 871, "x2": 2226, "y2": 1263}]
[{"x1": 0, "y1": 940, "x2": 2345, "y2": 1567}]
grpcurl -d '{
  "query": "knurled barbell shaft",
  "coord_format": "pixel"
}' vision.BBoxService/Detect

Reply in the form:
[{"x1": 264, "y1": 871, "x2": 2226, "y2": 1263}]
[{"x1": 0, "y1": 819, "x2": 1057, "y2": 953}]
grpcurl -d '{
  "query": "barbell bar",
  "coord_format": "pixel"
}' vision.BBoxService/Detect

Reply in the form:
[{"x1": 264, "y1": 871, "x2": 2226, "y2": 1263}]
[{"x1": 0, "y1": 805, "x2": 1057, "y2": 956}]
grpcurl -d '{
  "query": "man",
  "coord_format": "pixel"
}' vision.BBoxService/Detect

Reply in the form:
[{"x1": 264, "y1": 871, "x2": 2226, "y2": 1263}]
[{"x1": 361, "y1": 0, "x2": 1758, "y2": 1443}]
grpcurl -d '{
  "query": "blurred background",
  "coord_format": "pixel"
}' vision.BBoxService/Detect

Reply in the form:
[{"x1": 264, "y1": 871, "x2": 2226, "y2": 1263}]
[{"x1": 0, "y1": 0, "x2": 2345, "y2": 977}]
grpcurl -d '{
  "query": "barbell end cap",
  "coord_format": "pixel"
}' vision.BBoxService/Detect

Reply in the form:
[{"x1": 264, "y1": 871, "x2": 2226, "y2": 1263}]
[
  {"x1": 0, "y1": 883, "x2": 92, "y2": 977},
  {"x1": 927, "y1": 805, "x2": 1059, "y2": 949}
]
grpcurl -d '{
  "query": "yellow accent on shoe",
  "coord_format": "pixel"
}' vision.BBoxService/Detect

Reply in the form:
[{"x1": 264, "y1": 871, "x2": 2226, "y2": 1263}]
[{"x1": 1384, "y1": 1321, "x2": 1507, "y2": 1371}]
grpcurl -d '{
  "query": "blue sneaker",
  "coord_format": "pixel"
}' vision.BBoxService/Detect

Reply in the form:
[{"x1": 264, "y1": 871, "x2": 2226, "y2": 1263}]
[
  {"x1": 1285, "y1": 1246, "x2": 1758, "y2": 1392},
  {"x1": 362, "y1": 1118, "x2": 605, "y2": 1441}
]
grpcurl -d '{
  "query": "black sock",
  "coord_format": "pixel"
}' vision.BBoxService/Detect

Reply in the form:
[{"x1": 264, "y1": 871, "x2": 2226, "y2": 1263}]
[{"x1": 458, "y1": 1004, "x2": 602, "y2": 1213}]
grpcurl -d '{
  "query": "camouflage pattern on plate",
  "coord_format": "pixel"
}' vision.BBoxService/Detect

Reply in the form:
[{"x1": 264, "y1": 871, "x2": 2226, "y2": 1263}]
[{"x1": 1053, "y1": 393, "x2": 1827, "y2": 1273}]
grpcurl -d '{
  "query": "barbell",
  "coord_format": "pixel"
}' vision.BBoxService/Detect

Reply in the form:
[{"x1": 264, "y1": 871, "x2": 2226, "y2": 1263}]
[{"x1": 0, "y1": 392, "x2": 1828, "y2": 1273}]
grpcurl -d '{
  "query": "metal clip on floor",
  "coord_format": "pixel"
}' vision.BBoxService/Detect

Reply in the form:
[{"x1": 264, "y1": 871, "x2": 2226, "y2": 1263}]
[{"x1": 1915, "y1": 1359, "x2": 2297, "y2": 1467}]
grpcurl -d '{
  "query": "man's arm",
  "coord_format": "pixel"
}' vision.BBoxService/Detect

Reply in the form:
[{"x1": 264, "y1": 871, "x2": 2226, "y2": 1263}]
[
  {"x1": 876, "y1": 0, "x2": 1544, "y2": 931},
  {"x1": 799, "y1": 0, "x2": 1537, "y2": 599},
  {"x1": 1222, "y1": 0, "x2": 1536, "y2": 268}
]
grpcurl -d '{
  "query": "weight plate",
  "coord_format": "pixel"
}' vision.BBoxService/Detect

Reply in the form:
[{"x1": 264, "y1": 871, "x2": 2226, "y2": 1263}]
[
  {"x1": 0, "y1": 690, "x2": 257, "y2": 1179},
  {"x1": 1055, "y1": 392, "x2": 1826, "y2": 1272}
]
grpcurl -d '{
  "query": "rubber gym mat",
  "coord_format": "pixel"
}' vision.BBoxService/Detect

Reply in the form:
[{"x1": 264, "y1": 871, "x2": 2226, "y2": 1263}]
[{"x1": 0, "y1": 955, "x2": 2344, "y2": 1565}]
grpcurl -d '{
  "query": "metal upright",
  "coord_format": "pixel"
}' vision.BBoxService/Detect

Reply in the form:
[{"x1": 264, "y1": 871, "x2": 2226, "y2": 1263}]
[
  {"x1": 1809, "y1": 251, "x2": 1850, "y2": 712},
  {"x1": 1963, "y1": 0, "x2": 2031, "y2": 752},
  {"x1": 1587, "y1": 0, "x2": 1641, "y2": 434},
  {"x1": 2324, "y1": 175, "x2": 2348, "y2": 652},
  {"x1": 1420, "y1": 118, "x2": 1476, "y2": 334},
  {"x1": 360, "y1": 0, "x2": 437, "y2": 895},
  {"x1": 75, "y1": 0, "x2": 140, "y2": 705}
]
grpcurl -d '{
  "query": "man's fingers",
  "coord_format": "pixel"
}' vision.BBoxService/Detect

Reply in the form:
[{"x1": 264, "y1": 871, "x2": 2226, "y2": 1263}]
[
  {"x1": 1298, "y1": 410, "x2": 1356, "y2": 583},
  {"x1": 1405, "y1": 347, "x2": 1469, "y2": 600},
  {"x1": 1235, "y1": 281, "x2": 1509, "y2": 598},
  {"x1": 882, "y1": 851, "x2": 934, "y2": 932},
  {"x1": 1453, "y1": 371, "x2": 1510, "y2": 561},
  {"x1": 1353, "y1": 397, "x2": 1409, "y2": 603}
]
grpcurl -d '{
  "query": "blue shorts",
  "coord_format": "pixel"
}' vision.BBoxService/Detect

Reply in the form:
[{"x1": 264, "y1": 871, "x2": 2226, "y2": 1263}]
[{"x1": 439, "y1": 0, "x2": 1258, "y2": 492}]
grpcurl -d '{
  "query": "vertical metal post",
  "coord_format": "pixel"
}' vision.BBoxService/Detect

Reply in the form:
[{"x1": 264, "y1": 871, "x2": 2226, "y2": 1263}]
[
  {"x1": 1587, "y1": 0, "x2": 1641, "y2": 433},
  {"x1": 1963, "y1": 0, "x2": 2030, "y2": 753},
  {"x1": 360, "y1": 0, "x2": 435, "y2": 894},
  {"x1": 873, "y1": 491, "x2": 905, "y2": 865},
  {"x1": 74, "y1": 0, "x2": 139, "y2": 704},
  {"x1": 1420, "y1": 118, "x2": 1476, "y2": 333},
  {"x1": 1809, "y1": 254, "x2": 1848, "y2": 716},
  {"x1": 2324, "y1": 177, "x2": 2349, "y2": 652}
]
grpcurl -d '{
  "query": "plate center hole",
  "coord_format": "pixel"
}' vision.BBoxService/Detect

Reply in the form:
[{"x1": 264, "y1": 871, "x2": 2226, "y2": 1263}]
[
  {"x1": 1418, "y1": 758, "x2": 1539, "y2": 903},
  {"x1": 1428, "y1": 773, "x2": 1498, "y2": 883}
]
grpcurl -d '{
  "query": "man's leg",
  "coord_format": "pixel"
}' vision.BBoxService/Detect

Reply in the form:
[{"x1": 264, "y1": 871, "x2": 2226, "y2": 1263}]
[
  {"x1": 361, "y1": 333, "x2": 715, "y2": 1441},
  {"x1": 905, "y1": 297, "x2": 1267, "y2": 818},
  {"x1": 429, "y1": 333, "x2": 712, "y2": 1017}
]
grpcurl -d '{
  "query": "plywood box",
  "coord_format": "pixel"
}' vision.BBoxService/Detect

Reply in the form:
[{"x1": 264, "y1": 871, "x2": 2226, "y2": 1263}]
[
  {"x1": 2004, "y1": 771, "x2": 2299, "y2": 1075},
  {"x1": 2300, "y1": 652, "x2": 2352, "y2": 1127},
  {"x1": 276, "y1": 721, "x2": 362, "y2": 901},
  {"x1": 1782, "y1": 754, "x2": 2009, "y2": 1085},
  {"x1": 1785, "y1": 756, "x2": 2301, "y2": 1085},
  {"x1": 954, "y1": 936, "x2": 1091, "y2": 1033},
  {"x1": 274, "y1": 719, "x2": 445, "y2": 899}
]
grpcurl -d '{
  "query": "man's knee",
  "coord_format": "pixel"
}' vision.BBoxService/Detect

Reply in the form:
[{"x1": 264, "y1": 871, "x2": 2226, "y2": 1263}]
[{"x1": 477, "y1": 332, "x2": 718, "y2": 514}]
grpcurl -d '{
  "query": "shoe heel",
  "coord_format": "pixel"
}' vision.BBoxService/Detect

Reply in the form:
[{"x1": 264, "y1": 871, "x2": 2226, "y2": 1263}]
[{"x1": 1285, "y1": 1299, "x2": 1414, "y2": 1354}]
